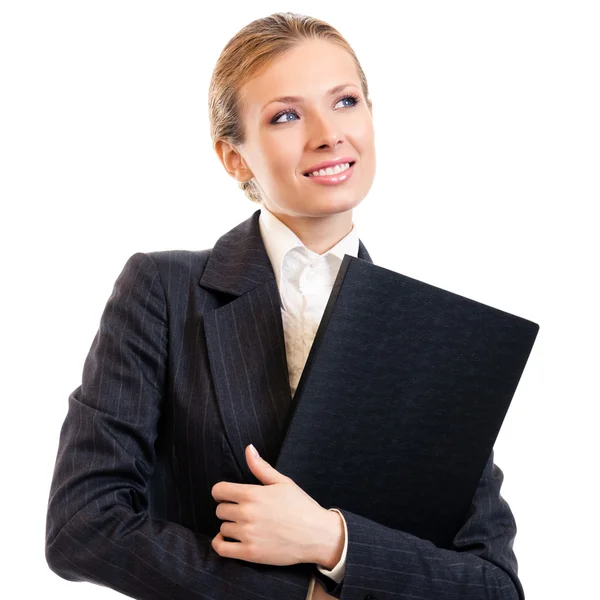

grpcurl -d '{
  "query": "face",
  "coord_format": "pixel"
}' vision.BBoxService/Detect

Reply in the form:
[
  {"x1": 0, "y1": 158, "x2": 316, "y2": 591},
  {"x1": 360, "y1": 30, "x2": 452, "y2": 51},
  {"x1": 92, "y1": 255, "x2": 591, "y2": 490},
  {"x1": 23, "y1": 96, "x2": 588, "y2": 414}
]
[{"x1": 218, "y1": 39, "x2": 376, "y2": 223}]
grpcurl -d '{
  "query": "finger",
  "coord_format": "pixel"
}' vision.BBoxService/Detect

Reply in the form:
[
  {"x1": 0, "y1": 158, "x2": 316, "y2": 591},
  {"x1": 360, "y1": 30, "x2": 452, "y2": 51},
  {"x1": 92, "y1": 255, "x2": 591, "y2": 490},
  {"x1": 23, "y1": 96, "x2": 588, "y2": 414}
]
[
  {"x1": 212, "y1": 481, "x2": 261, "y2": 503},
  {"x1": 212, "y1": 531, "x2": 246, "y2": 561},
  {"x1": 219, "y1": 521, "x2": 243, "y2": 542},
  {"x1": 215, "y1": 501, "x2": 244, "y2": 522}
]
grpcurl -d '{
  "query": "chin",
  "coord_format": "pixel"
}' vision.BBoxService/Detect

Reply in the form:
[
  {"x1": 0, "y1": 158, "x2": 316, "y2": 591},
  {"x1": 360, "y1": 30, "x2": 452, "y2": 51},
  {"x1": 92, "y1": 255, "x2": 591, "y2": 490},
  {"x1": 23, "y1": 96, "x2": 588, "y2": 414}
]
[
  {"x1": 312, "y1": 194, "x2": 365, "y2": 214},
  {"x1": 271, "y1": 187, "x2": 366, "y2": 217}
]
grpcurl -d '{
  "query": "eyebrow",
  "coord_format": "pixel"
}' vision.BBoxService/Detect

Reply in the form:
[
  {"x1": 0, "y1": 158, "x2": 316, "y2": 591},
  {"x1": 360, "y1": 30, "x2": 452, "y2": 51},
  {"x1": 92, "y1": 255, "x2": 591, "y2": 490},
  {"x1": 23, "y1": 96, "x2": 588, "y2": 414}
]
[{"x1": 261, "y1": 83, "x2": 359, "y2": 112}]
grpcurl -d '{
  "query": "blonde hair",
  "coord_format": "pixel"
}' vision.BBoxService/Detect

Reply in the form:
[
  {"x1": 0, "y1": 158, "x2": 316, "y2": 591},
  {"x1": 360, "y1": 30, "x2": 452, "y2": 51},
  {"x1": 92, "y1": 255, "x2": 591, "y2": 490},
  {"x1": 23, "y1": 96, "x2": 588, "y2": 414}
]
[{"x1": 208, "y1": 12, "x2": 373, "y2": 204}]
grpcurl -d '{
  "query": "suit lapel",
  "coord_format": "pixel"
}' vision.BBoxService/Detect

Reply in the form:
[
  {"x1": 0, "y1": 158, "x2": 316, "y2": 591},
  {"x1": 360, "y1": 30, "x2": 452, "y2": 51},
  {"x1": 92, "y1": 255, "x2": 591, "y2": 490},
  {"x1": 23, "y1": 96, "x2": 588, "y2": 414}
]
[{"x1": 200, "y1": 208, "x2": 373, "y2": 483}]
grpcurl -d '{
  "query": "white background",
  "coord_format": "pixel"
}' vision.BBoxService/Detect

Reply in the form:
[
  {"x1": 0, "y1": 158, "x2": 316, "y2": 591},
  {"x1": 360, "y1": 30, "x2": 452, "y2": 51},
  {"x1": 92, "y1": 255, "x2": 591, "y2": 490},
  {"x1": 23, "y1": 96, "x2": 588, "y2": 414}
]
[{"x1": 1, "y1": 1, "x2": 598, "y2": 598}]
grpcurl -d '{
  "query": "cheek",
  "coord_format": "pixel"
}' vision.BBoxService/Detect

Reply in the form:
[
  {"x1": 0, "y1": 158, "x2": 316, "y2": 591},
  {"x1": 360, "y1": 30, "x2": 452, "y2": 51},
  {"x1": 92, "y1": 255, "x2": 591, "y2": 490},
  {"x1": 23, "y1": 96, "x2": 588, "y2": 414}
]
[
  {"x1": 351, "y1": 125, "x2": 376, "y2": 172},
  {"x1": 266, "y1": 148, "x2": 302, "y2": 183},
  {"x1": 353, "y1": 118, "x2": 375, "y2": 149}
]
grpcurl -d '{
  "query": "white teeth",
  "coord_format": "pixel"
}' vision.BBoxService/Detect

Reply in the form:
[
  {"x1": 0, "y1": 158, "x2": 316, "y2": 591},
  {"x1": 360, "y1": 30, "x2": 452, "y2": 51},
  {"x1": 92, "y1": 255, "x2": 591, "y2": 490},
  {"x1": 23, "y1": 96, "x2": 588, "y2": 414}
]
[{"x1": 307, "y1": 162, "x2": 351, "y2": 177}]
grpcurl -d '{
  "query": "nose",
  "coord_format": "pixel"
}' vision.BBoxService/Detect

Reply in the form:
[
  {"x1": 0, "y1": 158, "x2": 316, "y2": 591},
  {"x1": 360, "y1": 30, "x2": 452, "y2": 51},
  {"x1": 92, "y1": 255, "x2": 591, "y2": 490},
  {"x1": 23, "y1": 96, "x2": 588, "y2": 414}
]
[
  {"x1": 309, "y1": 111, "x2": 346, "y2": 150},
  {"x1": 316, "y1": 133, "x2": 344, "y2": 151}
]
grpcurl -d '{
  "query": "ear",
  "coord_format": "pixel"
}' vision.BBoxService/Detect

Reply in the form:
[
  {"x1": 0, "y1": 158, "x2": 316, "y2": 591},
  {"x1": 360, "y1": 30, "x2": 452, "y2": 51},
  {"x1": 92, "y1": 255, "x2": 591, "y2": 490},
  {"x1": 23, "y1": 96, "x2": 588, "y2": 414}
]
[{"x1": 214, "y1": 140, "x2": 254, "y2": 183}]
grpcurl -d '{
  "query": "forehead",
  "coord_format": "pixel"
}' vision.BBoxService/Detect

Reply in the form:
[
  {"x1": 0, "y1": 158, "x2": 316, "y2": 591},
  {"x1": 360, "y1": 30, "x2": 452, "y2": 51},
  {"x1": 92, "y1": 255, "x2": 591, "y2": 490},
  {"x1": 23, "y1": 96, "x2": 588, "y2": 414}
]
[{"x1": 240, "y1": 39, "x2": 360, "y2": 117}]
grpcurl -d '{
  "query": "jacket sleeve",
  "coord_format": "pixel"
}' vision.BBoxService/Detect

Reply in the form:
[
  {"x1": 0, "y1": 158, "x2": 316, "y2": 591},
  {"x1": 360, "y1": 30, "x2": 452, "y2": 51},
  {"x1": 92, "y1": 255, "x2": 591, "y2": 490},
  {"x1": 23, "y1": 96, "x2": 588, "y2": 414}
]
[
  {"x1": 316, "y1": 450, "x2": 525, "y2": 600},
  {"x1": 45, "y1": 252, "x2": 311, "y2": 600}
]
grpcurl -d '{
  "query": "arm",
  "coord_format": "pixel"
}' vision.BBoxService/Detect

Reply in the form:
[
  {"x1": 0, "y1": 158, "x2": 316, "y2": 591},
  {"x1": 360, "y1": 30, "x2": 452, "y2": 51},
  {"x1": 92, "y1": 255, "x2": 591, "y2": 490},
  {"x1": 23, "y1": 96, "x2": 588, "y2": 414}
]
[
  {"x1": 45, "y1": 252, "x2": 311, "y2": 600},
  {"x1": 314, "y1": 451, "x2": 525, "y2": 600}
]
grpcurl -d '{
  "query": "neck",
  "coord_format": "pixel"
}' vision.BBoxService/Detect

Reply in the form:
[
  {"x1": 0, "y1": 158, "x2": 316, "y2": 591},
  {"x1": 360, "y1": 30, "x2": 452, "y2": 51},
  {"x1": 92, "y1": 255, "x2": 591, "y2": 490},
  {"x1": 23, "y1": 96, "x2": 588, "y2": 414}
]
[{"x1": 262, "y1": 204, "x2": 353, "y2": 255}]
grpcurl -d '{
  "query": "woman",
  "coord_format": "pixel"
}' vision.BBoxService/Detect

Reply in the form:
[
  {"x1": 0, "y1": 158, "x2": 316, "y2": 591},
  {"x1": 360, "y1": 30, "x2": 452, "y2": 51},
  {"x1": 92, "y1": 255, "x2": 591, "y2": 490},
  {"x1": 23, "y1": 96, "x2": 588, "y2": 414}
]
[{"x1": 45, "y1": 12, "x2": 524, "y2": 600}]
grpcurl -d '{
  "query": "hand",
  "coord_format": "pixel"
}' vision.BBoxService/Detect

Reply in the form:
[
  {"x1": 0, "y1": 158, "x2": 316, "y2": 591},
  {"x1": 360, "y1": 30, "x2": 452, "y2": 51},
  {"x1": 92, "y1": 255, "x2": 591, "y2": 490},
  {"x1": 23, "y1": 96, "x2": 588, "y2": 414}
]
[{"x1": 211, "y1": 444, "x2": 329, "y2": 566}]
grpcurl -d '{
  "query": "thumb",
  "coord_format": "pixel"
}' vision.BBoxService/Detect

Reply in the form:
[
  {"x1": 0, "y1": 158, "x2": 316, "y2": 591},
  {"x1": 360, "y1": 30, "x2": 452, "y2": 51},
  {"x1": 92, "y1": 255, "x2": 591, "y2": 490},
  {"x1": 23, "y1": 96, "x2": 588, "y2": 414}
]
[{"x1": 246, "y1": 444, "x2": 286, "y2": 485}]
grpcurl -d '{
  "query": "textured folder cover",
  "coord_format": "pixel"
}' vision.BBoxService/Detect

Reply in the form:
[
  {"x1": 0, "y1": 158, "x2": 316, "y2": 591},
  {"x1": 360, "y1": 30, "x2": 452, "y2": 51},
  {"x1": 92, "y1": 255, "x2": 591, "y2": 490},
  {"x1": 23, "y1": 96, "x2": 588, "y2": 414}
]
[{"x1": 275, "y1": 255, "x2": 539, "y2": 549}]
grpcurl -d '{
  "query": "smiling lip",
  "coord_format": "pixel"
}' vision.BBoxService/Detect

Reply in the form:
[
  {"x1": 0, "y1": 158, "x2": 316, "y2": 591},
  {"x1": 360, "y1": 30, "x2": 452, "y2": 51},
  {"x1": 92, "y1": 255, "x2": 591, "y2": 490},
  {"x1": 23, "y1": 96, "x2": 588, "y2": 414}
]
[
  {"x1": 304, "y1": 162, "x2": 355, "y2": 186},
  {"x1": 302, "y1": 157, "x2": 356, "y2": 175}
]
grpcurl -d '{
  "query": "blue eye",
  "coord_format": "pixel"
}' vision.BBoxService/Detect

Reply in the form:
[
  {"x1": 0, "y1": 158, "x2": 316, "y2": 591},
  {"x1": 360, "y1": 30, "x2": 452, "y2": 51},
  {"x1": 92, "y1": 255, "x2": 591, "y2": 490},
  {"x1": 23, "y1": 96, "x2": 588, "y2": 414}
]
[{"x1": 271, "y1": 94, "x2": 361, "y2": 125}]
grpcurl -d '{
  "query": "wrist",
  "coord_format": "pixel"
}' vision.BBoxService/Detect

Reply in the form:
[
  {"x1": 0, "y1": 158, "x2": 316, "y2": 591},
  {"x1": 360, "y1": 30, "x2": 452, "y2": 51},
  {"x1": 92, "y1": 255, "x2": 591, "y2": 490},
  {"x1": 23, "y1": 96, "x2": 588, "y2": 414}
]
[{"x1": 315, "y1": 509, "x2": 345, "y2": 570}]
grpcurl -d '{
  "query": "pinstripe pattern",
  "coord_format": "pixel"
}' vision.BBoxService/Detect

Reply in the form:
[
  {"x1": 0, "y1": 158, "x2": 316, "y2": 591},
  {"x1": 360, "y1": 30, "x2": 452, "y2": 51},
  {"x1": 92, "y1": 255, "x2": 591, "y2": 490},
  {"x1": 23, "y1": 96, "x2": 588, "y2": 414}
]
[{"x1": 45, "y1": 208, "x2": 524, "y2": 599}]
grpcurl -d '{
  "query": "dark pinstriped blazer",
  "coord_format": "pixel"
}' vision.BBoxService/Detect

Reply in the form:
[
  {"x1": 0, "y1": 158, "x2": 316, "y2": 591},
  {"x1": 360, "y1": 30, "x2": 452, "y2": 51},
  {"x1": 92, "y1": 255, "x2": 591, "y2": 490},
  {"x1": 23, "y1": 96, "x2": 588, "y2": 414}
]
[{"x1": 45, "y1": 208, "x2": 525, "y2": 600}]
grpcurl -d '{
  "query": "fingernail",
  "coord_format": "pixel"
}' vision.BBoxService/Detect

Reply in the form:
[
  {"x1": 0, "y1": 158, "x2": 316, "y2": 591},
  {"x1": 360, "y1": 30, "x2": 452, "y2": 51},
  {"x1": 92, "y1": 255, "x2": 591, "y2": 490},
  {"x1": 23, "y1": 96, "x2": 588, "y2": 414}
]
[{"x1": 250, "y1": 444, "x2": 259, "y2": 457}]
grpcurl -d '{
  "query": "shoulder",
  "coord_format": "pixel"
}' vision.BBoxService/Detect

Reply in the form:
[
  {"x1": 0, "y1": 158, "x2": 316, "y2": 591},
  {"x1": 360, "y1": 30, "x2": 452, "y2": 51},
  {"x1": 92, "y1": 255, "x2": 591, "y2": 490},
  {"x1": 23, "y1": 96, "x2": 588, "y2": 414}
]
[
  {"x1": 145, "y1": 249, "x2": 211, "y2": 274},
  {"x1": 122, "y1": 249, "x2": 212, "y2": 292}
]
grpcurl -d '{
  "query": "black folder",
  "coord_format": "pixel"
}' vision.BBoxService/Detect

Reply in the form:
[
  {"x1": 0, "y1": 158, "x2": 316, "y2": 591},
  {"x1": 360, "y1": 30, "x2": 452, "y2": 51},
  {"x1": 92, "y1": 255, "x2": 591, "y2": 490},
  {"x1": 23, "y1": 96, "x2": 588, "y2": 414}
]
[{"x1": 275, "y1": 255, "x2": 539, "y2": 549}]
